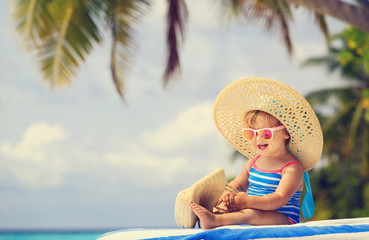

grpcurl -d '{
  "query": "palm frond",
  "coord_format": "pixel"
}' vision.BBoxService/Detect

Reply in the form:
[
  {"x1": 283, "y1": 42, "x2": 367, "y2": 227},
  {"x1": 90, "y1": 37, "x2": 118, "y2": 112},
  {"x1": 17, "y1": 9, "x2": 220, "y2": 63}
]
[
  {"x1": 257, "y1": 0, "x2": 294, "y2": 55},
  {"x1": 305, "y1": 87, "x2": 355, "y2": 106},
  {"x1": 304, "y1": 56, "x2": 364, "y2": 83},
  {"x1": 302, "y1": 55, "x2": 340, "y2": 72},
  {"x1": 11, "y1": 0, "x2": 51, "y2": 49},
  {"x1": 314, "y1": 13, "x2": 329, "y2": 42},
  {"x1": 219, "y1": 0, "x2": 244, "y2": 16},
  {"x1": 163, "y1": 0, "x2": 188, "y2": 86},
  {"x1": 347, "y1": 102, "x2": 364, "y2": 151},
  {"x1": 51, "y1": 2, "x2": 74, "y2": 85},
  {"x1": 215, "y1": 0, "x2": 295, "y2": 55},
  {"x1": 322, "y1": 99, "x2": 357, "y2": 135},
  {"x1": 213, "y1": 0, "x2": 244, "y2": 23},
  {"x1": 45, "y1": 0, "x2": 102, "y2": 87},
  {"x1": 303, "y1": 28, "x2": 369, "y2": 83},
  {"x1": 277, "y1": 10, "x2": 293, "y2": 54},
  {"x1": 106, "y1": 0, "x2": 149, "y2": 98},
  {"x1": 275, "y1": 0, "x2": 294, "y2": 54},
  {"x1": 12, "y1": 0, "x2": 103, "y2": 88}
]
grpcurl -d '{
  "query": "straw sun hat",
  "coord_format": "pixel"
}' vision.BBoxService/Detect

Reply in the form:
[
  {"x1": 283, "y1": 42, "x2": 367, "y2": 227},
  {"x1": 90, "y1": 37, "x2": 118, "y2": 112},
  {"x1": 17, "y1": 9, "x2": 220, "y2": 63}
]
[
  {"x1": 213, "y1": 77, "x2": 323, "y2": 172},
  {"x1": 175, "y1": 167, "x2": 225, "y2": 228}
]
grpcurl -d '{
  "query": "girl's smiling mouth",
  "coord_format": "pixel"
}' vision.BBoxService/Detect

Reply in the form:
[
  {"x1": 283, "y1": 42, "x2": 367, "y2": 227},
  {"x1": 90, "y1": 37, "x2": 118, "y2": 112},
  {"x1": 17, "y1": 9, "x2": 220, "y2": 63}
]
[{"x1": 257, "y1": 144, "x2": 268, "y2": 150}]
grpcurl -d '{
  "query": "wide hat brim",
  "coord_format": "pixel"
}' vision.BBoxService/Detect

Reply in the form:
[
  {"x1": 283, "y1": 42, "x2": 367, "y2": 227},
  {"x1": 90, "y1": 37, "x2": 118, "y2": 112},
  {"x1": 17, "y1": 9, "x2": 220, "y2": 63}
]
[
  {"x1": 213, "y1": 77, "x2": 323, "y2": 172},
  {"x1": 174, "y1": 167, "x2": 225, "y2": 228}
]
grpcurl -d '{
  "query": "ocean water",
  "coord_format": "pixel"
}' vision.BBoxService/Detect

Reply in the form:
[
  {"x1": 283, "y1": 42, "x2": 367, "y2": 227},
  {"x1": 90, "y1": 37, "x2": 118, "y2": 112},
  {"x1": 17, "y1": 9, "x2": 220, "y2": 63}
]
[{"x1": 0, "y1": 230, "x2": 108, "y2": 240}]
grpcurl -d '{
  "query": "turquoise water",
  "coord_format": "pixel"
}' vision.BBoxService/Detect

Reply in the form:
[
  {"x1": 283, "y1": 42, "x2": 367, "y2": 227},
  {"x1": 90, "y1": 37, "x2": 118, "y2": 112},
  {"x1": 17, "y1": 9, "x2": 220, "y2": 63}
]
[{"x1": 0, "y1": 231, "x2": 107, "y2": 240}]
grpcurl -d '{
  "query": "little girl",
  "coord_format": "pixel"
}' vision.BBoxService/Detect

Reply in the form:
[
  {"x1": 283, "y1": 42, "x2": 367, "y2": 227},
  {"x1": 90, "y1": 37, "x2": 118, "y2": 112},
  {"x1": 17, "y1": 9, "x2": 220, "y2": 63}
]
[{"x1": 188, "y1": 77, "x2": 323, "y2": 229}]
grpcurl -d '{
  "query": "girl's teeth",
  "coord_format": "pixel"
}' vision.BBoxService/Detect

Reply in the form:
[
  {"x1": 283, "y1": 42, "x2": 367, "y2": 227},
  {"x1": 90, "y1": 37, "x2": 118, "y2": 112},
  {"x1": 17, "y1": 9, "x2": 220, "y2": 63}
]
[{"x1": 258, "y1": 144, "x2": 268, "y2": 149}]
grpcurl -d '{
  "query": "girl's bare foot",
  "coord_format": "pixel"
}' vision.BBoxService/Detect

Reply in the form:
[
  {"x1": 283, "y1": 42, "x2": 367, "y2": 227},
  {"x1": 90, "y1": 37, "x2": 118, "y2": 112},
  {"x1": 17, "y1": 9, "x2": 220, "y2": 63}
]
[{"x1": 188, "y1": 201, "x2": 217, "y2": 229}]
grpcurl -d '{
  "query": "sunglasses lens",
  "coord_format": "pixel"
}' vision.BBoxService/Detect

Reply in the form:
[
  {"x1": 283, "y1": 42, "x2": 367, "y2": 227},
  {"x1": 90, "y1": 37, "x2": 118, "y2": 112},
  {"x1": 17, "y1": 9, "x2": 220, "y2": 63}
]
[
  {"x1": 244, "y1": 130, "x2": 255, "y2": 140},
  {"x1": 260, "y1": 129, "x2": 273, "y2": 140}
]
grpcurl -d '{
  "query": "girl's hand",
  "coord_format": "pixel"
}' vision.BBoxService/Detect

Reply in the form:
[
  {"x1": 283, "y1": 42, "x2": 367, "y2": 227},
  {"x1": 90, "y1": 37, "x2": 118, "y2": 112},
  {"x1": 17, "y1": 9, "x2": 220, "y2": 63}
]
[
  {"x1": 216, "y1": 190, "x2": 235, "y2": 210},
  {"x1": 227, "y1": 192, "x2": 248, "y2": 212}
]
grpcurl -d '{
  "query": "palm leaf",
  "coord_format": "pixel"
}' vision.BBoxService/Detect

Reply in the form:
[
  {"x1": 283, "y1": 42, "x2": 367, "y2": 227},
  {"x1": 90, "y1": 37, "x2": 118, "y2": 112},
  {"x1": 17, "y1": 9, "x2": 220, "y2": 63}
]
[
  {"x1": 215, "y1": 0, "x2": 295, "y2": 55},
  {"x1": 12, "y1": 0, "x2": 103, "y2": 87},
  {"x1": 305, "y1": 87, "x2": 355, "y2": 106},
  {"x1": 45, "y1": 0, "x2": 102, "y2": 87},
  {"x1": 303, "y1": 31, "x2": 366, "y2": 82},
  {"x1": 163, "y1": 0, "x2": 188, "y2": 85},
  {"x1": 255, "y1": 0, "x2": 294, "y2": 55},
  {"x1": 314, "y1": 13, "x2": 329, "y2": 42},
  {"x1": 11, "y1": 0, "x2": 51, "y2": 49},
  {"x1": 322, "y1": 99, "x2": 357, "y2": 135},
  {"x1": 347, "y1": 101, "x2": 364, "y2": 151},
  {"x1": 274, "y1": 0, "x2": 294, "y2": 54},
  {"x1": 106, "y1": 0, "x2": 149, "y2": 97},
  {"x1": 302, "y1": 55, "x2": 341, "y2": 73}
]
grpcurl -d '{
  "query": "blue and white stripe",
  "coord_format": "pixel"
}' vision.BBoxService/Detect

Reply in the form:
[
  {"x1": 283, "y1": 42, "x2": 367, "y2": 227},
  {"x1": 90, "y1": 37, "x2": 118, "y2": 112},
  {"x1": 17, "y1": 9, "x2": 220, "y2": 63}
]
[{"x1": 247, "y1": 167, "x2": 301, "y2": 223}]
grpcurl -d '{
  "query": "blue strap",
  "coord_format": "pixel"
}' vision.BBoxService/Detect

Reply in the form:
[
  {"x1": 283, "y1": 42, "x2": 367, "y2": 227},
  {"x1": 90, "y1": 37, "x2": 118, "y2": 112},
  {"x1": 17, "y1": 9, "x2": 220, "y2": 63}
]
[{"x1": 301, "y1": 171, "x2": 315, "y2": 219}]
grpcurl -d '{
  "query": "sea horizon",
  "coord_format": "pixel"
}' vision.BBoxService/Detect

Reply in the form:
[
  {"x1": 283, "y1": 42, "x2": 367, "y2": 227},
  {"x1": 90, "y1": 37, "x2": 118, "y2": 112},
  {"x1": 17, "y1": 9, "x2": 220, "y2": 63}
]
[
  {"x1": 0, "y1": 226, "x2": 179, "y2": 240},
  {"x1": 0, "y1": 229, "x2": 110, "y2": 240}
]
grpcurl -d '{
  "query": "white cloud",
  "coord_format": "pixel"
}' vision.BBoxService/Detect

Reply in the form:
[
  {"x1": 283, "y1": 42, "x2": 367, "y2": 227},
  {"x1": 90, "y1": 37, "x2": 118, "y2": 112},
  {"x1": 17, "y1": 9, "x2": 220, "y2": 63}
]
[
  {"x1": 0, "y1": 122, "x2": 69, "y2": 162},
  {"x1": 141, "y1": 101, "x2": 214, "y2": 150},
  {"x1": 0, "y1": 122, "x2": 70, "y2": 188},
  {"x1": 105, "y1": 148, "x2": 195, "y2": 187},
  {"x1": 96, "y1": 101, "x2": 232, "y2": 188}
]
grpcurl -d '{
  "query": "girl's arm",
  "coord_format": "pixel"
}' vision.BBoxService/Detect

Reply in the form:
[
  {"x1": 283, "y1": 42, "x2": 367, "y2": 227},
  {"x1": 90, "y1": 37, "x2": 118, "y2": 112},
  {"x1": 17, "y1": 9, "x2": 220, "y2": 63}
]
[
  {"x1": 231, "y1": 163, "x2": 303, "y2": 211},
  {"x1": 228, "y1": 158, "x2": 252, "y2": 192},
  {"x1": 217, "y1": 159, "x2": 252, "y2": 208}
]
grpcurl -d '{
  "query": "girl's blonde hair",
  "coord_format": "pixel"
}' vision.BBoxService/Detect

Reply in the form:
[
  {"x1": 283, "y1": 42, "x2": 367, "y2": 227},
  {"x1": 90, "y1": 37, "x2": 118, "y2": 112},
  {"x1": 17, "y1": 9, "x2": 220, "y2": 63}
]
[{"x1": 244, "y1": 110, "x2": 282, "y2": 128}]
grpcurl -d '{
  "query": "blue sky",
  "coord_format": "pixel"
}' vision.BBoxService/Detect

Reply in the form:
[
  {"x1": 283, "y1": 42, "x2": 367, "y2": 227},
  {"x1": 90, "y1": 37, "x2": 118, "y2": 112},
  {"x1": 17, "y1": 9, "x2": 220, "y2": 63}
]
[{"x1": 0, "y1": 0, "x2": 346, "y2": 230}]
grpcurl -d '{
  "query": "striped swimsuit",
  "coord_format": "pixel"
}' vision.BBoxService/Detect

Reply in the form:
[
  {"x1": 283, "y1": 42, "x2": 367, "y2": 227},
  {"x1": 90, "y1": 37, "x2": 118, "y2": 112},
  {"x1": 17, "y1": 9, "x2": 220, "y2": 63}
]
[{"x1": 247, "y1": 156, "x2": 302, "y2": 224}]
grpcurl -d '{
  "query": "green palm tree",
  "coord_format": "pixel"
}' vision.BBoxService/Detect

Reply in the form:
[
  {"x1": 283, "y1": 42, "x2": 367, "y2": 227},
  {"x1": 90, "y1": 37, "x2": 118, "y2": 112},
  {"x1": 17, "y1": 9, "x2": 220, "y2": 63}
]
[
  {"x1": 304, "y1": 27, "x2": 369, "y2": 176},
  {"x1": 10, "y1": 0, "x2": 369, "y2": 99},
  {"x1": 303, "y1": 27, "x2": 369, "y2": 219},
  {"x1": 11, "y1": 0, "x2": 149, "y2": 99}
]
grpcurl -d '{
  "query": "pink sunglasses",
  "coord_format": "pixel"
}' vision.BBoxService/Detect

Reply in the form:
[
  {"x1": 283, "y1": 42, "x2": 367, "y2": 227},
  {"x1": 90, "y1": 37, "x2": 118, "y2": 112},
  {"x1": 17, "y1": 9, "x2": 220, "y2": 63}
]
[{"x1": 241, "y1": 125, "x2": 286, "y2": 141}]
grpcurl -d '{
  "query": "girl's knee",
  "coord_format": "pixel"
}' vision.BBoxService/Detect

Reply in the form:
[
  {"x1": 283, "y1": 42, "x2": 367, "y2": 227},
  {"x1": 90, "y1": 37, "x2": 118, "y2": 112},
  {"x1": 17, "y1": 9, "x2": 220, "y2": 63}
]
[
  {"x1": 240, "y1": 209, "x2": 289, "y2": 225},
  {"x1": 240, "y1": 209, "x2": 260, "y2": 219}
]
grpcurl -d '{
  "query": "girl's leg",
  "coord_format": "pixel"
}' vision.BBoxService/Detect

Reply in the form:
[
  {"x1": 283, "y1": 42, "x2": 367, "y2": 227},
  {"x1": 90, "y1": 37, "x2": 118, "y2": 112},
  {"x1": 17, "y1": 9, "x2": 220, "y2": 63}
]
[{"x1": 189, "y1": 201, "x2": 291, "y2": 229}]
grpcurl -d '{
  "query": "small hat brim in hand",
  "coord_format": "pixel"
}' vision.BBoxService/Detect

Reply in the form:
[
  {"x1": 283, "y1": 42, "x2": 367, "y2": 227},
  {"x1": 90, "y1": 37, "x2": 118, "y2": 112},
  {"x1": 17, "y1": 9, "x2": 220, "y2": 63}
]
[{"x1": 175, "y1": 167, "x2": 226, "y2": 228}]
